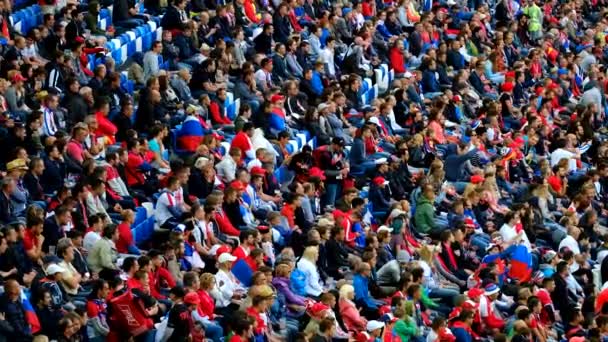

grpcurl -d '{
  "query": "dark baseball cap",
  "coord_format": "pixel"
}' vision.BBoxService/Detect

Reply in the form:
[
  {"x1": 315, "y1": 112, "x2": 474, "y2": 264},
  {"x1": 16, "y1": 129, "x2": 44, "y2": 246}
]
[{"x1": 332, "y1": 137, "x2": 346, "y2": 147}]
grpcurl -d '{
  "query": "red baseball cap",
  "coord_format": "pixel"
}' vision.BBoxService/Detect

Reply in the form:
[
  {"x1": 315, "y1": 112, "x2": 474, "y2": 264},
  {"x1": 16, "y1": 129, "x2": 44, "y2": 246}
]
[
  {"x1": 230, "y1": 180, "x2": 246, "y2": 191},
  {"x1": 466, "y1": 287, "x2": 484, "y2": 299},
  {"x1": 271, "y1": 94, "x2": 285, "y2": 103},
  {"x1": 501, "y1": 81, "x2": 514, "y2": 93},
  {"x1": 372, "y1": 176, "x2": 388, "y2": 186},
  {"x1": 470, "y1": 175, "x2": 485, "y2": 184},
  {"x1": 250, "y1": 166, "x2": 266, "y2": 176},
  {"x1": 309, "y1": 167, "x2": 326, "y2": 180},
  {"x1": 184, "y1": 292, "x2": 201, "y2": 305},
  {"x1": 12, "y1": 73, "x2": 26, "y2": 82}
]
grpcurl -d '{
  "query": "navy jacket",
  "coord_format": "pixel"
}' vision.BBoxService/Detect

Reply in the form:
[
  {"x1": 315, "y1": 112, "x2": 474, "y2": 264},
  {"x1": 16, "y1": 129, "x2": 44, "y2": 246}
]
[
  {"x1": 447, "y1": 49, "x2": 465, "y2": 70},
  {"x1": 421, "y1": 70, "x2": 441, "y2": 93},
  {"x1": 369, "y1": 184, "x2": 391, "y2": 212},
  {"x1": 469, "y1": 71, "x2": 485, "y2": 95},
  {"x1": 348, "y1": 138, "x2": 366, "y2": 172}
]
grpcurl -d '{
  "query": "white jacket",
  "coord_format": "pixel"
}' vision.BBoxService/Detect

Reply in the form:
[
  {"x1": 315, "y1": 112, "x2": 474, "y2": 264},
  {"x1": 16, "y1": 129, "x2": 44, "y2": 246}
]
[
  {"x1": 297, "y1": 258, "x2": 323, "y2": 297},
  {"x1": 213, "y1": 268, "x2": 245, "y2": 308}
]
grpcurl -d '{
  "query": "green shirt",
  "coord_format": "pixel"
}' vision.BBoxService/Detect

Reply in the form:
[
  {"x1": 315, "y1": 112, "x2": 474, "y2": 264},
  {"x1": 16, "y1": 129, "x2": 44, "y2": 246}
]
[{"x1": 524, "y1": 4, "x2": 542, "y2": 32}]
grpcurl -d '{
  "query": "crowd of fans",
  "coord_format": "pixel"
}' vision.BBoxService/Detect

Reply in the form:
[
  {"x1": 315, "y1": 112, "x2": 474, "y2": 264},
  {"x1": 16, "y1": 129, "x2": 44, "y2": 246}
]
[{"x1": 3, "y1": 0, "x2": 608, "y2": 341}]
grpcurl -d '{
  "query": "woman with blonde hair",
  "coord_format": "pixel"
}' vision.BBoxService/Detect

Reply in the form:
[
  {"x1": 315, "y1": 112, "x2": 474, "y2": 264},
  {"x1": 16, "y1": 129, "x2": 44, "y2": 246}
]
[
  {"x1": 418, "y1": 244, "x2": 462, "y2": 302},
  {"x1": 480, "y1": 170, "x2": 509, "y2": 215},
  {"x1": 297, "y1": 246, "x2": 324, "y2": 297},
  {"x1": 531, "y1": 180, "x2": 558, "y2": 221},
  {"x1": 338, "y1": 284, "x2": 368, "y2": 333},
  {"x1": 191, "y1": 272, "x2": 224, "y2": 342}
]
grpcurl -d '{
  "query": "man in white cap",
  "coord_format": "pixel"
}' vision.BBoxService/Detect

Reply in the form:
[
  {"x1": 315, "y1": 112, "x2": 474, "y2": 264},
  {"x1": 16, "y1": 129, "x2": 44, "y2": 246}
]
[
  {"x1": 42, "y1": 263, "x2": 72, "y2": 310},
  {"x1": 214, "y1": 253, "x2": 246, "y2": 314},
  {"x1": 366, "y1": 320, "x2": 385, "y2": 342}
]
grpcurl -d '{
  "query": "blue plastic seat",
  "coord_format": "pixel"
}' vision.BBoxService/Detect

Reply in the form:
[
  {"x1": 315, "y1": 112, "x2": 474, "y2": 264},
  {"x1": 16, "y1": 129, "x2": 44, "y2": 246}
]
[
  {"x1": 142, "y1": 32, "x2": 152, "y2": 51},
  {"x1": 127, "y1": 40, "x2": 136, "y2": 57}
]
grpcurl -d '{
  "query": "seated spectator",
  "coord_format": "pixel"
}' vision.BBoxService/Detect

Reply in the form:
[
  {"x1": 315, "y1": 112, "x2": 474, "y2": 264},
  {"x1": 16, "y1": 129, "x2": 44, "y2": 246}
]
[
  {"x1": 116, "y1": 209, "x2": 140, "y2": 255},
  {"x1": 87, "y1": 224, "x2": 119, "y2": 274},
  {"x1": 0, "y1": 279, "x2": 35, "y2": 340},
  {"x1": 156, "y1": 176, "x2": 187, "y2": 229}
]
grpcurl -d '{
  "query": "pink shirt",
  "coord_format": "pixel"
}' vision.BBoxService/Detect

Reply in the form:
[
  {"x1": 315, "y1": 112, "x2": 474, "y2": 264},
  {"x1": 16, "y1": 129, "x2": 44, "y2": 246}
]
[{"x1": 428, "y1": 120, "x2": 446, "y2": 144}]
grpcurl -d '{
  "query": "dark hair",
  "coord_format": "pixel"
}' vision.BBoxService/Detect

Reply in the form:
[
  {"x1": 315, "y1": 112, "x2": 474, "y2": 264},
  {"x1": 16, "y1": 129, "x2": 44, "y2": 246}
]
[
  {"x1": 89, "y1": 279, "x2": 108, "y2": 300},
  {"x1": 319, "y1": 317, "x2": 335, "y2": 333},
  {"x1": 122, "y1": 256, "x2": 138, "y2": 272},
  {"x1": 239, "y1": 229, "x2": 257, "y2": 243},
  {"x1": 102, "y1": 224, "x2": 117, "y2": 239},
  {"x1": 411, "y1": 267, "x2": 424, "y2": 283},
  {"x1": 183, "y1": 271, "x2": 198, "y2": 288}
]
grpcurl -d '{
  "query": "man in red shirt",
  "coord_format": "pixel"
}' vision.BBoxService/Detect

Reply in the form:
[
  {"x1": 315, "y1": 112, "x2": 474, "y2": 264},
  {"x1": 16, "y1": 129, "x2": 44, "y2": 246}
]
[
  {"x1": 149, "y1": 249, "x2": 176, "y2": 294},
  {"x1": 23, "y1": 216, "x2": 44, "y2": 264},
  {"x1": 232, "y1": 229, "x2": 256, "y2": 264},
  {"x1": 245, "y1": 285, "x2": 274, "y2": 338},
  {"x1": 115, "y1": 209, "x2": 139, "y2": 255},
  {"x1": 230, "y1": 123, "x2": 256, "y2": 161},
  {"x1": 547, "y1": 164, "x2": 568, "y2": 198}
]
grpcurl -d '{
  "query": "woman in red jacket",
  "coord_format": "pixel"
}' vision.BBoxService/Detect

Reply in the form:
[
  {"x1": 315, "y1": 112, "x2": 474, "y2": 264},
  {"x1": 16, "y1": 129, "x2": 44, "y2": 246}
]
[
  {"x1": 95, "y1": 98, "x2": 118, "y2": 145},
  {"x1": 390, "y1": 40, "x2": 407, "y2": 75}
]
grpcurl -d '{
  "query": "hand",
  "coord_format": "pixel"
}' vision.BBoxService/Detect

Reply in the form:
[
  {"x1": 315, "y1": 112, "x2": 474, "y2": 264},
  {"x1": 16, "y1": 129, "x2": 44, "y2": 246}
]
[{"x1": 0, "y1": 312, "x2": 4, "y2": 321}]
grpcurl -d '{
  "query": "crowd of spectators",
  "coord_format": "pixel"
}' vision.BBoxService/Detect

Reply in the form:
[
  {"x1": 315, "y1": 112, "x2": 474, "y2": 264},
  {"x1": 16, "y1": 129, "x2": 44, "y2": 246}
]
[{"x1": 2, "y1": 0, "x2": 608, "y2": 341}]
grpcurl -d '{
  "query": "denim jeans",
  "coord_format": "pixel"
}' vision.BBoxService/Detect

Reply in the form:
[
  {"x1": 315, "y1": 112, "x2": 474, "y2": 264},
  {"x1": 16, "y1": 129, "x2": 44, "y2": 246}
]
[
  {"x1": 324, "y1": 183, "x2": 340, "y2": 208},
  {"x1": 203, "y1": 320, "x2": 224, "y2": 342},
  {"x1": 428, "y1": 286, "x2": 460, "y2": 303},
  {"x1": 470, "y1": 233, "x2": 491, "y2": 256}
]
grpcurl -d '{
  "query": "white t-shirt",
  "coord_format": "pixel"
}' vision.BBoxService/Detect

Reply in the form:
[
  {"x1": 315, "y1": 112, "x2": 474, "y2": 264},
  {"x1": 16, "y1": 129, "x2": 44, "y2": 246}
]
[
  {"x1": 499, "y1": 223, "x2": 531, "y2": 251},
  {"x1": 83, "y1": 231, "x2": 101, "y2": 252},
  {"x1": 558, "y1": 235, "x2": 580, "y2": 254},
  {"x1": 155, "y1": 191, "x2": 178, "y2": 225},
  {"x1": 319, "y1": 48, "x2": 335, "y2": 77},
  {"x1": 550, "y1": 148, "x2": 577, "y2": 172}
]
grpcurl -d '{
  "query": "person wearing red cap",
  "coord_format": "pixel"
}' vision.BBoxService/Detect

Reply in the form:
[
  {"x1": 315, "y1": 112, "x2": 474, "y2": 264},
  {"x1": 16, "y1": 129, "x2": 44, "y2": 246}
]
[
  {"x1": 369, "y1": 176, "x2": 391, "y2": 213},
  {"x1": 268, "y1": 93, "x2": 288, "y2": 137},
  {"x1": 5, "y1": 72, "x2": 30, "y2": 119}
]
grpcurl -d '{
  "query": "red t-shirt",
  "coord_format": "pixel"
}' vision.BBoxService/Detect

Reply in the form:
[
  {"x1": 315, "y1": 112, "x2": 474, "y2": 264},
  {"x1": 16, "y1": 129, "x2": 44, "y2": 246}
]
[
  {"x1": 547, "y1": 175, "x2": 563, "y2": 194},
  {"x1": 23, "y1": 228, "x2": 38, "y2": 252},
  {"x1": 229, "y1": 336, "x2": 246, "y2": 342},
  {"x1": 126, "y1": 277, "x2": 143, "y2": 291},
  {"x1": 115, "y1": 222, "x2": 134, "y2": 254},
  {"x1": 246, "y1": 307, "x2": 266, "y2": 335},
  {"x1": 197, "y1": 290, "x2": 215, "y2": 319}
]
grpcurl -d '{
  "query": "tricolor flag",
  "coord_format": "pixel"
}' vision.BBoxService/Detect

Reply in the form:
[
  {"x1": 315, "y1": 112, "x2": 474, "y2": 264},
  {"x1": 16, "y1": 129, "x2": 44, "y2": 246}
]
[
  {"x1": 507, "y1": 245, "x2": 533, "y2": 283},
  {"x1": 21, "y1": 290, "x2": 41, "y2": 334}
]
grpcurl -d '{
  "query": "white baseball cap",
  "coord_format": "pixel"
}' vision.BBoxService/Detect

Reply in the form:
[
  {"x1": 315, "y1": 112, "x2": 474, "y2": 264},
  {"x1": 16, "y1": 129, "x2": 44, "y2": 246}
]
[
  {"x1": 367, "y1": 320, "x2": 385, "y2": 332},
  {"x1": 377, "y1": 225, "x2": 393, "y2": 234},
  {"x1": 218, "y1": 253, "x2": 237, "y2": 264},
  {"x1": 46, "y1": 264, "x2": 66, "y2": 275}
]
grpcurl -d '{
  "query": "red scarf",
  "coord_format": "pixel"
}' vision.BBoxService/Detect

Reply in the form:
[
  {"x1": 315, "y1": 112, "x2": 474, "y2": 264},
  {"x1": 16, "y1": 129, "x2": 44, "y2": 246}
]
[{"x1": 443, "y1": 242, "x2": 458, "y2": 269}]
